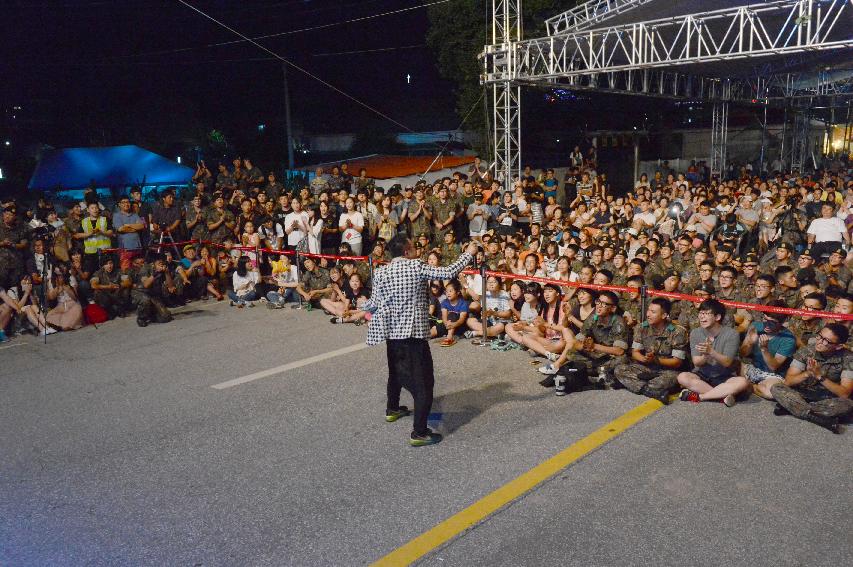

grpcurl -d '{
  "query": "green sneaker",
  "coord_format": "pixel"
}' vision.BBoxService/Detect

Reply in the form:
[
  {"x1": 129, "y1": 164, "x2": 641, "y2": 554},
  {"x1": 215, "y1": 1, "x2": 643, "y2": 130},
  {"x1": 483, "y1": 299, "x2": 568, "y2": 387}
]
[
  {"x1": 409, "y1": 430, "x2": 443, "y2": 447},
  {"x1": 385, "y1": 406, "x2": 412, "y2": 422}
]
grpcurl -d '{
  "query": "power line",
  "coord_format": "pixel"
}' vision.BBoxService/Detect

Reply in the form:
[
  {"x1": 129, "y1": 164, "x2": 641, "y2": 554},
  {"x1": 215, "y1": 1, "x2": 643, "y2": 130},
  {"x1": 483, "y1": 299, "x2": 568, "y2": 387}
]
[
  {"x1": 1, "y1": 44, "x2": 428, "y2": 67},
  {"x1": 108, "y1": 0, "x2": 451, "y2": 62},
  {"x1": 174, "y1": 0, "x2": 427, "y2": 138}
]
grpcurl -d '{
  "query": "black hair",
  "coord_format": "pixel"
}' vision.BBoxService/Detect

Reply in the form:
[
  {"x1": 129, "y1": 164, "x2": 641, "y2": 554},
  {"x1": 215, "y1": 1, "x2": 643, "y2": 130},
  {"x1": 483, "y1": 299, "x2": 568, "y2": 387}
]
[
  {"x1": 649, "y1": 297, "x2": 672, "y2": 314},
  {"x1": 764, "y1": 299, "x2": 790, "y2": 323},
  {"x1": 756, "y1": 274, "x2": 776, "y2": 287},
  {"x1": 719, "y1": 266, "x2": 738, "y2": 278},
  {"x1": 774, "y1": 265, "x2": 794, "y2": 279},
  {"x1": 803, "y1": 292, "x2": 827, "y2": 309},
  {"x1": 236, "y1": 256, "x2": 249, "y2": 277},
  {"x1": 596, "y1": 268, "x2": 613, "y2": 282},
  {"x1": 386, "y1": 234, "x2": 410, "y2": 258},
  {"x1": 697, "y1": 298, "x2": 726, "y2": 321},
  {"x1": 598, "y1": 290, "x2": 619, "y2": 306},
  {"x1": 824, "y1": 322, "x2": 849, "y2": 345}
]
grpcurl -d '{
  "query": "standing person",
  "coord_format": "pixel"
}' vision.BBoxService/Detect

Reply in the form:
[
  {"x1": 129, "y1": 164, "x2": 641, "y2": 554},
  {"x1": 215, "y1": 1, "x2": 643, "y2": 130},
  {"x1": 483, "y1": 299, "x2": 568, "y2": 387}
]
[{"x1": 361, "y1": 235, "x2": 476, "y2": 446}]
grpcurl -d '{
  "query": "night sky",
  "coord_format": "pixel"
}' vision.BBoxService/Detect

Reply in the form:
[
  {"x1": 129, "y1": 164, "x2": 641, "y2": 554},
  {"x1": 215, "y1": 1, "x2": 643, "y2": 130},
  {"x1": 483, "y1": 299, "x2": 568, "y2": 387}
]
[{"x1": 3, "y1": 0, "x2": 458, "y2": 149}]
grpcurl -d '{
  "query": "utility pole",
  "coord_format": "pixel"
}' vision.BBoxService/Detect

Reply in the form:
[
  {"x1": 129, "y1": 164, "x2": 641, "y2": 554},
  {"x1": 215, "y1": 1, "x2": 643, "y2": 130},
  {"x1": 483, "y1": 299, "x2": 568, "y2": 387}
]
[{"x1": 283, "y1": 62, "x2": 295, "y2": 170}]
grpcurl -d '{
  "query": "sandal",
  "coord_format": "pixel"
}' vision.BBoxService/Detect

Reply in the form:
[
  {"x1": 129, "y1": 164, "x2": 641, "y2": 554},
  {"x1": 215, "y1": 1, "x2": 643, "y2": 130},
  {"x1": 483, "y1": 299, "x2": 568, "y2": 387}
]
[{"x1": 440, "y1": 338, "x2": 456, "y2": 347}]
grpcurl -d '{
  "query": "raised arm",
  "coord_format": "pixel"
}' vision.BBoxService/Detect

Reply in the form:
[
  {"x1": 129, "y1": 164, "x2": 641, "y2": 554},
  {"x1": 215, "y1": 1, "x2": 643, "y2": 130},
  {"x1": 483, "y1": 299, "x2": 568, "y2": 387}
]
[{"x1": 419, "y1": 243, "x2": 476, "y2": 280}]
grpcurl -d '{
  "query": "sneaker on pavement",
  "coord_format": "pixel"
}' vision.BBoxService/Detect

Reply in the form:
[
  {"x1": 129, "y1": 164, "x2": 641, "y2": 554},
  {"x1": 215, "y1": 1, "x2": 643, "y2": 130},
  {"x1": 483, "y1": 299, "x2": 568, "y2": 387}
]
[
  {"x1": 545, "y1": 351, "x2": 559, "y2": 362},
  {"x1": 679, "y1": 389, "x2": 700, "y2": 403},
  {"x1": 0, "y1": 330, "x2": 8, "y2": 343},
  {"x1": 721, "y1": 394, "x2": 736, "y2": 408},
  {"x1": 385, "y1": 406, "x2": 412, "y2": 423},
  {"x1": 538, "y1": 363, "x2": 558, "y2": 375},
  {"x1": 409, "y1": 430, "x2": 443, "y2": 447},
  {"x1": 463, "y1": 330, "x2": 475, "y2": 339},
  {"x1": 642, "y1": 385, "x2": 669, "y2": 404},
  {"x1": 330, "y1": 316, "x2": 344, "y2": 324}
]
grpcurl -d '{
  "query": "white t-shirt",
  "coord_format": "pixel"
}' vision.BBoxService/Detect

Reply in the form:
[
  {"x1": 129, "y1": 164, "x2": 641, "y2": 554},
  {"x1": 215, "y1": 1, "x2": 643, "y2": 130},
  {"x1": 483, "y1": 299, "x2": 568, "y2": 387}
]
[
  {"x1": 259, "y1": 223, "x2": 285, "y2": 250},
  {"x1": 807, "y1": 217, "x2": 847, "y2": 243},
  {"x1": 232, "y1": 270, "x2": 259, "y2": 297},
  {"x1": 634, "y1": 211, "x2": 656, "y2": 227},
  {"x1": 339, "y1": 211, "x2": 365, "y2": 245},
  {"x1": 284, "y1": 211, "x2": 310, "y2": 246}
]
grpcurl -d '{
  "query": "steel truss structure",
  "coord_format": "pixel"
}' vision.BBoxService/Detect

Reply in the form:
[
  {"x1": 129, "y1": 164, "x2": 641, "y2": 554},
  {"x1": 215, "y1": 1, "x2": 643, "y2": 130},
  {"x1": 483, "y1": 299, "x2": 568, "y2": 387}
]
[{"x1": 483, "y1": 0, "x2": 853, "y2": 183}]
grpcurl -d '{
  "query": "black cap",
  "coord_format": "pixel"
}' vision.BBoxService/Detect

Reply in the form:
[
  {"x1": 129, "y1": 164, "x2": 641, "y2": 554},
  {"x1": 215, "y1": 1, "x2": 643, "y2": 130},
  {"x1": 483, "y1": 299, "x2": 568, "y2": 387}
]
[
  {"x1": 777, "y1": 242, "x2": 794, "y2": 252},
  {"x1": 636, "y1": 247, "x2": 650, "y2": 255},
  {"x1": 695, "y1": 282, "x2": 715, "y2": 294}
]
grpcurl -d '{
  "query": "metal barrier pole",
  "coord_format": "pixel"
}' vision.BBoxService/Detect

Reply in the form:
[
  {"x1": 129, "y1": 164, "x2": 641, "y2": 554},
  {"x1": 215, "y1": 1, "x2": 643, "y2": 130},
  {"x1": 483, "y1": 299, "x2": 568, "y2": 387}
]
[
  {"x1": 292, "y1": 248, "x2": 304, "y2": 310},
  {"x1": 480, "y1": 263, "x2": 489, "y2": 343},
  {"x1": 640, "y1": 285, "x2": 648, "y2": 324},
  {"x1": 368, "y1": 255, "x2": 374, "y2": 283}
]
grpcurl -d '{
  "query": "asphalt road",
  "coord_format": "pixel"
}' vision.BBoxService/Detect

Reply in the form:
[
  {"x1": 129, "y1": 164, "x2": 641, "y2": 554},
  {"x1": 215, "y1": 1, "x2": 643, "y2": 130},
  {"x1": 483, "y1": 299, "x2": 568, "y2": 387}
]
[{"x1": 1, "y1": 300, "x2": 850, "y2": 566}]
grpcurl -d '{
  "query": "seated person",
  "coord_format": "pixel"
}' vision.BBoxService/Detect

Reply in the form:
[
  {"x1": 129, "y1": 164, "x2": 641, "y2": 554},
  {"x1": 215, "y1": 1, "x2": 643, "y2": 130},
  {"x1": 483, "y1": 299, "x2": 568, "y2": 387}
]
[
  {"x1": 228, "y1": 256, "x2": 260, "y2": 307},
  {"x1": 129, "y1": 256, "x2": 173, "y2": 327},
  {"x1": 614, "y1": 297, "x2": 689, "y2": 403},
  {"x1": 465, "y1": 275, "x2": 512, "y2": 339},
  {"x1": 265, "y1": 256, "x2": 299, "y2": 307},
  {"x1": 506, "y1": 283, "x2": 566, "y2": 360},
  {"x1": 296, "y1": 256, "x2": 332, "y2": 308},
  {"x1": 176, "y1": 245, "x2": 218, "y2": 301},
  {"x1": 44, "y1": 265, "x2": 84, "y2": 331},
  {"x1": 736, "y1": 302, "x2": 797, "y2": 399},
  {"x1": 677, "y1": 298, "x2": 746, "y2": 407},
  {"x1": 430, "y1": 280, "x2": 469, "y2": 346},
  {"x1": 769, "y1": 322, "x2": 853, "y2": 434},
  {"x1": 90, "y1": 255, "x2": 130, "y2": 319},
  {"x1": 323, "y1": 272, "x2": 371, "y2": 325},
  {"x1": 538, "y1": 290, "x2": 628, "y2": 391}
]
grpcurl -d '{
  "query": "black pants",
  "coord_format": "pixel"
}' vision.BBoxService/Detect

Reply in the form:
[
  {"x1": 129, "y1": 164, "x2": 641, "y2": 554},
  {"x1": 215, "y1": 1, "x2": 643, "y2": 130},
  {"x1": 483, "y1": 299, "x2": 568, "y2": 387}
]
[{"x1": 386, "y1": 338, "x2": 434, "y2": 436}]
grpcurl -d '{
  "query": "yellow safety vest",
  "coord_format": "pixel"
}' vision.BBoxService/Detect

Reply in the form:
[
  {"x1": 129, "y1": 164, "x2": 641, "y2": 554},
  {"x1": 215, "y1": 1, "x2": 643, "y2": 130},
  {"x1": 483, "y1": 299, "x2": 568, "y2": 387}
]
[{"x1": 82, "y1": 216, "x2": 111, "y2": 254}]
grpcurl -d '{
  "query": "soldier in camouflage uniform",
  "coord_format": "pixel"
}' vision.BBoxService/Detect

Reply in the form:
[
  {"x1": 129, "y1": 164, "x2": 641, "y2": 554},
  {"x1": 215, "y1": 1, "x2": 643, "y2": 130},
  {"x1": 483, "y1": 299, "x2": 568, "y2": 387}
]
[
  {"x1": 0, "y1": 206, "x2": 29, "y2": 289},
  {"x1": 770, "y1": 323, "x2": 853, "y2": 433},
  {"x1": 785, "y1": 291, "x2": 826, "y2": 348},
  {"x1": 765, "y1": 242, "x2": 797, "y2": 274},
  {"x1": 678, "y1": 282, "x2": 715, "y2": 331},
  {"x1": 774, "y1": 266, "x2": 800, "y2": 308},
  {"x1": 129, "y1": 256, "x2": 173, "y2": 327},
  {"x1": 614, "y1": 297, "x2": 689, "y2": 403},
  {"x1": 819, "y1": 248, "x2": 852, "y2": 290},
  {"x1": 737, "y1": 274, "x2": 776, "y2": 333},
  {"x1": 540, "y1": 291, "x2": 629, "y2": 390},
  {"x1": 439, "y1": 229, "x2": 462, "y2": 265},
  {"x1": 431, "y1": 186, "x2": 457, "y2": 243},
  {"x1": 646, "y1": 241, "x2": 678, "y2": 285},
  {"x1": 734, "y1": 253, "x2": 760, "y2": 298}
]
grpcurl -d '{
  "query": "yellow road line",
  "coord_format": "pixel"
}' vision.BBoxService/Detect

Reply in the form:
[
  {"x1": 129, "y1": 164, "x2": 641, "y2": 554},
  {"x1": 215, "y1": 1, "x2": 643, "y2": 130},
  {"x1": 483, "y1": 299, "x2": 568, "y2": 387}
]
[{"x1": 371, "y1": 398, "x2": 665, "y2": 566}]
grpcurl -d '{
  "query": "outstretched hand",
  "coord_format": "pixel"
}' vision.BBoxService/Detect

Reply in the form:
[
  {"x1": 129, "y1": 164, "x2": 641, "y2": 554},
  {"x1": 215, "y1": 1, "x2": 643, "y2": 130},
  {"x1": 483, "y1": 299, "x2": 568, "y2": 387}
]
[{"x1": 464, "y1": 241, "x2": 478, "y2": 257}]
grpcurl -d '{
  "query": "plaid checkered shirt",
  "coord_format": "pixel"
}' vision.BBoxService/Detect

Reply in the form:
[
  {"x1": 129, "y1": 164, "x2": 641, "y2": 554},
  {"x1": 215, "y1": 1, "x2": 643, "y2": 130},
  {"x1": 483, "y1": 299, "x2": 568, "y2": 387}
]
[{"x1": 362, "y1": 253, "x2": 473, "y2": 346}]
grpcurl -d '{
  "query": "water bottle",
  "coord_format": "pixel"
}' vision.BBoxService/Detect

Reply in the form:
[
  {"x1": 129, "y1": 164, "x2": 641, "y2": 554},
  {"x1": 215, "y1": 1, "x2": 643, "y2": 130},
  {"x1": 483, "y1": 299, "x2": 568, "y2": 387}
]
[{"x1": 555, "y1": 375, "x2": 566, "y2": 396}]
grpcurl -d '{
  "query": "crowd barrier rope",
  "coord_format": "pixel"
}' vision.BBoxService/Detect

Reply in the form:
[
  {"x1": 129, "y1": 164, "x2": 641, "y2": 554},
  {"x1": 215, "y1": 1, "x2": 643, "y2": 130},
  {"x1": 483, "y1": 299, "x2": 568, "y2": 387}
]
[{"x1": 94, "y1": 242, "x2": 853, "y2": 324}]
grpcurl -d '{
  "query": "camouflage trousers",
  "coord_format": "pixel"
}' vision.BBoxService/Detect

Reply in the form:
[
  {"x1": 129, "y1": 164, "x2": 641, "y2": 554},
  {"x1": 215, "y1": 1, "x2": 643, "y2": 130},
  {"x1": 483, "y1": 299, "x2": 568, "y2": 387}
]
[
  {"x1": 613, "y1": 362, "x2": 680, "y2": 396},
  {"x1": 130, "y1": 289, "x2": 172, "y2": 324},
  {"x1": 770, "y1": 384, "x2": 853, "y2": 420}
]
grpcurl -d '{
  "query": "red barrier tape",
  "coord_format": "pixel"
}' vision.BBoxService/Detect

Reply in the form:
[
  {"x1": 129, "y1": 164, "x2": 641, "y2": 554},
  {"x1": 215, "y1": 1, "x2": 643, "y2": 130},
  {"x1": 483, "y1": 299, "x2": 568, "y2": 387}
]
[{"x1": 96, "y1": 244, "x2": 853, "y2": 322}]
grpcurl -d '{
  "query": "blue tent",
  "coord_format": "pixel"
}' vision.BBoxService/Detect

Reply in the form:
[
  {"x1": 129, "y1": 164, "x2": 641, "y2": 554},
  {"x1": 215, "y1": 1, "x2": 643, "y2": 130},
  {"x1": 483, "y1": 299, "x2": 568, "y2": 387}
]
[{"x1": 28, "y1": 145, "x2": 193, "y2": 191}]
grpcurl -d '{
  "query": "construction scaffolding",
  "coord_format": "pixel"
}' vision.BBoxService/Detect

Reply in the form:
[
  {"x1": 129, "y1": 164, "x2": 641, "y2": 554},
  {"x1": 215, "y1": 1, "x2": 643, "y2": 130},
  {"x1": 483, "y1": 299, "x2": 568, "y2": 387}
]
[{"x1": 482, "y1": 0, "x2": 853, "y2": 187}]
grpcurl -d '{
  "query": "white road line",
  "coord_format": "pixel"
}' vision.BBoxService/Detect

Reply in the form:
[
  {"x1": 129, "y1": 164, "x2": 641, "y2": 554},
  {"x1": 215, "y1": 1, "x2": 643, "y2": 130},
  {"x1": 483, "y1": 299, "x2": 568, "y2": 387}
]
[
  {"x1": 211, "y1": 342, "x2": 370, "y2": 390},
  {"x1": 0, "y1": 342, "x2": 26, "y2": 351}
]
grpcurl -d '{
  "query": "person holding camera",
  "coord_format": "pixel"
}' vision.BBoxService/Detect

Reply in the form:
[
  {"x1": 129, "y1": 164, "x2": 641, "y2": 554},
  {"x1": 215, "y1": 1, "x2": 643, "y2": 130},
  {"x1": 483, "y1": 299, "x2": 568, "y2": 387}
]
[{"x1": 129, "y1": 256, "x2": 173, "y2": 327}]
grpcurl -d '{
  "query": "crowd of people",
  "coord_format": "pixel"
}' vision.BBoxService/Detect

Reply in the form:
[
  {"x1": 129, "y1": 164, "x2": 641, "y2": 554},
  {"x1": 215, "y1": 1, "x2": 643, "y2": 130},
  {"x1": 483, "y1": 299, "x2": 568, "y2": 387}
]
[{"x1": 1, "y1": 152, "x2": 852, "y2": 432}]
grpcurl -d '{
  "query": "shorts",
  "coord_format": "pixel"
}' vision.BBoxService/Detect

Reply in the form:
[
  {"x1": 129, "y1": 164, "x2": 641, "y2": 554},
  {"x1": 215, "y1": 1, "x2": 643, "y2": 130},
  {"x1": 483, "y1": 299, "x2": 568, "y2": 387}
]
[
  {"x1": 695, "y1": 368, "x2": 734, "y2": 388},
  {"x1": 742, "y1": 363, "x2": 783, "y2": 385}
]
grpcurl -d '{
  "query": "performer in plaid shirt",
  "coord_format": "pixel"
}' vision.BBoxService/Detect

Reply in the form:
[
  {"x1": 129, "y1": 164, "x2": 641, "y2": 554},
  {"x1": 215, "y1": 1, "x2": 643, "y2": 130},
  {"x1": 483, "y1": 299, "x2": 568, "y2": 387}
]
[{"x1": 361, "y1": 235, "x2": 477, "y2": 446}]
